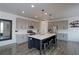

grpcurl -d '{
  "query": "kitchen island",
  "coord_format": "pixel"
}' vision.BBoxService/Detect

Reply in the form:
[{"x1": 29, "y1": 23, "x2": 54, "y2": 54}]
[{"x1": 28, "y1": 33, "x2": 57, "y2": 54}]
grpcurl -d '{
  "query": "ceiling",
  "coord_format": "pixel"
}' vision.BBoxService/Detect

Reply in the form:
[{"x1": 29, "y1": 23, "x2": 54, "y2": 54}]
[{"x1": 0, "y1": 3, "x2": 79, "y2": 20}]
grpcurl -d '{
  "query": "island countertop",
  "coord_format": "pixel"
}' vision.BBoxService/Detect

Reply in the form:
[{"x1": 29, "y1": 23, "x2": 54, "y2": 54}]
[{"x1": 28, "y1": 33, "x2": 56, "y2": 40}]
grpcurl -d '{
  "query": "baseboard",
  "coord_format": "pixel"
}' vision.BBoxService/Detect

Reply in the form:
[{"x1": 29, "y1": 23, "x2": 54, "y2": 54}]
[
  {"x1": 0, "y1": 43, "x2": 16, "y2": 48},
  {"x1": 57, "y1": 39, "x2": 79, "y2": 43},
  {"x1": 16, "y1": 41, "x2": 28, "y2": 45}
]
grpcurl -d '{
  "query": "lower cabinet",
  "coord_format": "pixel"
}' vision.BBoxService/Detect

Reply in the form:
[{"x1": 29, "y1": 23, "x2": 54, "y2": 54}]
[
  {"x1": 28, "y1": 35, "x2": 57, "y2": 50},
  {"x1": 16, "y1": 34, "x2": 28, "y2": 44},
  {"x1": 28, "y1": 37, "x2": 40, "y2": 49},
  {"x1": 57, "y1": 33, "x2": 68, "y2": 41}
]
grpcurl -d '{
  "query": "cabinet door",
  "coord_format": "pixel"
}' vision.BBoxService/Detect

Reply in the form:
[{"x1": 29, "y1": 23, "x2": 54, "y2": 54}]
[
  {"x1": 57, "y1": 33, "x2": 68, "y2": 41},
  {"x1": 57, "y1": 33, "x2": 62, "y2": 40},
  {"x1": 16, "y1": 34, "x2": 28, "y2": 44},
  {"x1": 28, "y1": 37, "x2": 33, "y2": 48}
]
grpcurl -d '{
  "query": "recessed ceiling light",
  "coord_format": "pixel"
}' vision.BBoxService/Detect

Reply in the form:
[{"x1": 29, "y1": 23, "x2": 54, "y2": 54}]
[
  {"x1": 35, "y1": 16, "x2": 38, "y2": 18},
  {"x1": 45, "y1": 13, "x2": 47, "y2": 15},
  {"x1": 31, "y1": 5, "x2": 35, "y2": 8},
  {"x1": 22, "y1": 11, "x2": 24, "y2": 13}
]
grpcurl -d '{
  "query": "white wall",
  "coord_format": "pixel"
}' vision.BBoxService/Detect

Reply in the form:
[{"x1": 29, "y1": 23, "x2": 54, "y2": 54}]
[
  {"x1": 68, "y1": 17, "x2": 79, "y2": 42},
  {"x1": 0, "y1": 11, "x2": 39, "y2": 46},
  {"x1": 50, "y1": 17, "x2": 79, "y2": 42},
  {"x1": 0, "y1": 11, "x2": 16, "y2": 46}
]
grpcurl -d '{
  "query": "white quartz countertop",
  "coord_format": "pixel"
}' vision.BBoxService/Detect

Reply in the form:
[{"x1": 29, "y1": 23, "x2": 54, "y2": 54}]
[{"x1": 28, "y1": 33, "x2": 56, "y2": 40}]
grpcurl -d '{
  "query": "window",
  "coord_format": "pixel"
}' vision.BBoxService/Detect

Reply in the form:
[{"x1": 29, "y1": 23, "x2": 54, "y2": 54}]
[
  {"x1": 0, "y1": 19, "x2": 12, "y2": 41},
  {"x1": 0, "y1": 22, "x2": 4, "y2": 33}
]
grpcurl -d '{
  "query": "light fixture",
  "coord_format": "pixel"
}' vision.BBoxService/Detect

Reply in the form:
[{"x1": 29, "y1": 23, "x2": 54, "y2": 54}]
[
  {"x1": 41, "y1": 9, "x2": 44, "y2": 12},
  {"x1": 31, "y1": 5, "x2": 35, "y2": 8},
  {"x1": 22, "y1": 11, "x2": 24, "y2": 13},
  {"x1": 45, "y1": 13, "x2": 47, "y2": 15}
]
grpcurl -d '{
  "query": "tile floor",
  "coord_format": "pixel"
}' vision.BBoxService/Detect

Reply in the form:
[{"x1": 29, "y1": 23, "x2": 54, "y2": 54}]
[{"x1": 0, "y1": 40, "x2": 79, "y2": 55}]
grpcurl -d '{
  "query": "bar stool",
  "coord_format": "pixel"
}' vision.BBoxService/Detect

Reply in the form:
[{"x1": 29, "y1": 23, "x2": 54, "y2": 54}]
[
  {"x1": 43, "y1": 39, "x2": 54, "y2": 54},
  {"x1": 53, "y1": 37, "x2": 57, "y2": 48},
  {"x1": 43, "y1": 42, "x2": 49, "y2": 54},
  {"x1": 49, "y1": 37, "x2": 57, "y2": 50},
  {"x1": 48, "y1": 39, "x2": 54, "y2": 49}
]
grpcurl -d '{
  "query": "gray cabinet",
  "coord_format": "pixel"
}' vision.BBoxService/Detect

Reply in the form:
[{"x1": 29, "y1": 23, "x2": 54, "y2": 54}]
[
  {"x1": 16, "y1": 34, "x2": 28, "y2": 44},
  {"x1": 57, "y1": 33, "x2": 68, "y2": 41}
]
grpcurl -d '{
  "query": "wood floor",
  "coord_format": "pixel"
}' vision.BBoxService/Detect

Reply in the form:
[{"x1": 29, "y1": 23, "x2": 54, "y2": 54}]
[{"x1": 0, "y1": 40, "x2": 79, "y2": 55}]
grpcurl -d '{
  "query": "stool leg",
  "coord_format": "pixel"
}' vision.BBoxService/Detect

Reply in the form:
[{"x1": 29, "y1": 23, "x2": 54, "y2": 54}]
[
  {"x1": 49, "y1": 39, "x2": 53, "y2": 49},
  {"x1": 43, "y1": 43, "x2": 48, "y2": 55}
]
